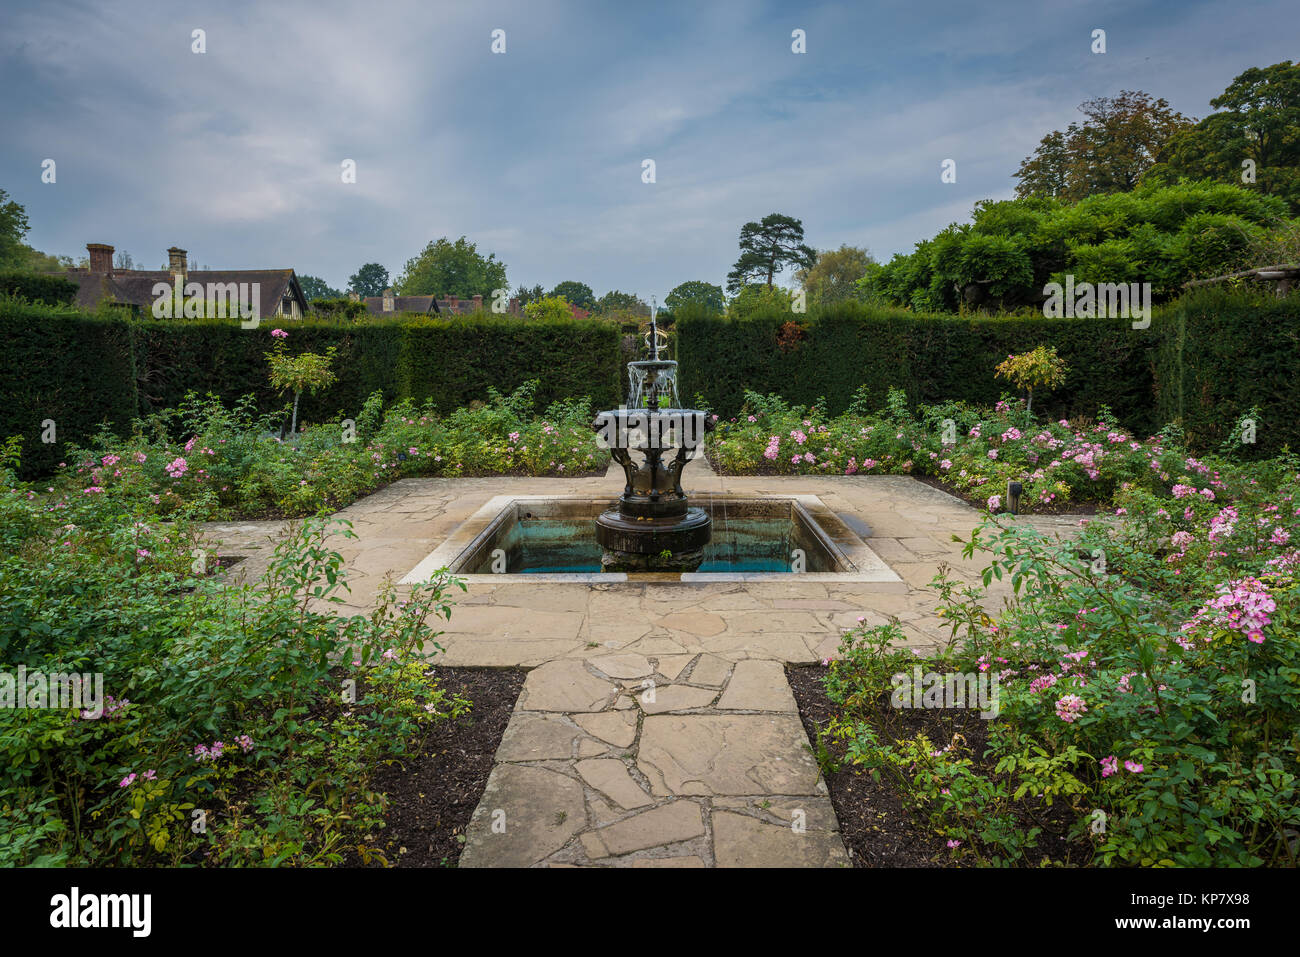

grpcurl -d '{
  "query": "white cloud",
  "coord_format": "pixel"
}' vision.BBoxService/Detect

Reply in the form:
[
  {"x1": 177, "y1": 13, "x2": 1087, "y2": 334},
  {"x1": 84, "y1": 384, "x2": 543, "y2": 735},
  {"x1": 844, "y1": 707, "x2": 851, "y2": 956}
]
[{"x1": 2, "y1": 0, "x2": 1296, "y2": 292}]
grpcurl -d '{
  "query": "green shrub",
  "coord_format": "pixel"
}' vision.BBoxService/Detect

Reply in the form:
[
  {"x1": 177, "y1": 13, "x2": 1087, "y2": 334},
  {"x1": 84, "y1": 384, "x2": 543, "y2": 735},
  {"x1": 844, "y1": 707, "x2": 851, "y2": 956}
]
[
  {"x1": 862, "y1": 181, "x2": 1293, "y2": 311},
  {"x1": 307, "y1": 297, "x2": 370, "y2": 321},
  {"x1": 708, "y1": 387, "x2": 1233, "y2": 512},
  {"x1": 0, "y1": 273, "x2": 78, "y2": 305},
  {"x1": 0, "y1": 486, "x2": 469, "y2": 865},
  {"x1": 53, "y1": 382, "x2": 609, "y2": 520},
  {"x1": 726, "y1": 283, "x2": 795, "y2": 318},
  {"x1": 1154, "y1": 285, "x2": 1300, "y2": 456},
  {"x1": 523, "y1": 295, "x2": 574, "y2": 323},
  {"x1": 396, "y1": 313, "x2": 620, "y2": 414}
]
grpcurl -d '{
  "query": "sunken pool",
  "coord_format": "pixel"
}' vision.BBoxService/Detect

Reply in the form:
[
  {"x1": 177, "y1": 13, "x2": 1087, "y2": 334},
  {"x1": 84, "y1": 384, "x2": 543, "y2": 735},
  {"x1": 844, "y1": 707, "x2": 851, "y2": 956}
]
[{"x1": 400, "y1": 494, "x2": 903, "y2": 584}]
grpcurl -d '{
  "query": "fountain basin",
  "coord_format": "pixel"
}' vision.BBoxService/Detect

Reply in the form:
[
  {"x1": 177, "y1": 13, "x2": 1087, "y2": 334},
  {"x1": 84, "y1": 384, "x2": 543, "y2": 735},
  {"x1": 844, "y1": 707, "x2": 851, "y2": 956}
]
[{"x1": 399, "y1": 493, "x2": 905, "y2": 585}]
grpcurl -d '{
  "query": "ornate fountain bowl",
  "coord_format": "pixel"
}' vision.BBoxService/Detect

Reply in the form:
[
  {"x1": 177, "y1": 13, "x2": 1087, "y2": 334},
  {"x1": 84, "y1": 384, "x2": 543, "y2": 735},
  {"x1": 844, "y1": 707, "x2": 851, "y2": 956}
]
[
  {"x1": 591, "y1": 406, "x2": 715, "y2": 571},
  {"x1": 627, "y1": 359, "x2": 680, "y2": 410}
]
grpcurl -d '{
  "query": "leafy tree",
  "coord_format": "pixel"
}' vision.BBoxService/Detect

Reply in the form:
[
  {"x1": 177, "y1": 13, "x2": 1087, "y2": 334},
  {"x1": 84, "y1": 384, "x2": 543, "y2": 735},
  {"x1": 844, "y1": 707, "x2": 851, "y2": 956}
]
[
  {"x1": 0, "y1": 188, "x2": 32, "y2": 270},
  {"x1": 727, "y1": 283, "x2": 794, "y2": 319},
  {"x1": 514, "y1": 283, "x2": 545, "y2": 307},
  {"x1": 726, "y1": 213, "x2": 816, "y2": 293},
  {"x1": 0, "y1": 191, "x2": 71, "y2": 272},
  {"x1": 1145, "y1": 61, "x2": 1300, "y2": 214},
  {"x1": 524, "y1": 295, "x2": 574, "y2": 322},
  {"x1": 13, "y1": 247, "x2": 69, "y2": 271},
  {"x1": 1014, "y1": 130, "x2": 1070, "y2": 199},
  {"x1": 664, "y1": 280, "x2": 725, "y2": 313},
  {"x1": 860, "y1": 181, "x2": 1292, "y2": 311},
  {"x1": 547, "y1": 281, "x2": 595, "y2": 309},
  {"x1": 298, "y1": 274, "x2": 343, "y2": 301},
  {"x1": 395, "y1": 237, "x2": 507, "y2": 299},
  {"x1": 595, "y1": 289, "x2": 646, "y2": 314},
  {"x1": 347, "y1": 263, "x2": 389, "y2": 299},
  {"x1": 1014, "y1": 91, "x2": 1194, "y2": 202},
  {"x1": 795, "y1": 245, "x2": 876, "y2": 305}
]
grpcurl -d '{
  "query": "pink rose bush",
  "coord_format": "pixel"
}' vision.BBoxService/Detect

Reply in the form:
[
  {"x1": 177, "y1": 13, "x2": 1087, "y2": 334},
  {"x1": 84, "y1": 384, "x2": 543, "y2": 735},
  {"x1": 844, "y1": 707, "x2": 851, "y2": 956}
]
[
  {"x1": 707, "y1": 388, "x2": 1221, "y2": 513},
  {"x1": 48, "y1": 383, "x2": 609, "y2": 521},
  {"x1": 823, "y1": 454, "x2": 1300, "y2": 866}
]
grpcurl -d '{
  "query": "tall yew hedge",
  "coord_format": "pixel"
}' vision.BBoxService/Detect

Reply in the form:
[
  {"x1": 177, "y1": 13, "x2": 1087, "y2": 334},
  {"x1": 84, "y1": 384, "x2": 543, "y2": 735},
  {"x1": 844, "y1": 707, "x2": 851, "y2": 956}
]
[
  {"x1": 397, "y1": 315, "x2": 622, "y2": 412},
  {"x1": 0, "y1": 272, "x2": 79, "y2": 306},
  {"x1": 677, "y1": 301, "x2": 1164, "y2": 436},
  {"x1": 0, "y1": 301, "x2": 622, "y2": 477},
  {"x1": 1154, "y1": 286, "x2": 1300, "y2": 456},
  {"x1": 0, "y1": 300, "x2": 138, "y2": 475},
  {"x1": 4, "y1": 290, "x2": 1297, "y2": 478}
]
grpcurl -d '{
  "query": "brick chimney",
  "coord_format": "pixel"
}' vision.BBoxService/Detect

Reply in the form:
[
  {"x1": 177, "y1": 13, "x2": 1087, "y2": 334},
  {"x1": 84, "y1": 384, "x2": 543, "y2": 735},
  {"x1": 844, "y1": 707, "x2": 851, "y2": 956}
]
[
  {"x1": 448, "y1": 296, "x2": 458, "y2": 312},
  {"x1": 382, "y1": 287, "x2": 395, "y2": 312},
  {"x1": 87, "y1": 243, "x2": 114, "y2": 274},
  {"x1": 167, "y1": 246, "x2": 187, "y2": 283},
  {"x1": 472, "y1": 294, "x2": 483, "y2": 311},
  {"x1": 509, "y1": 296, "x2": 520, "y2": 315}
]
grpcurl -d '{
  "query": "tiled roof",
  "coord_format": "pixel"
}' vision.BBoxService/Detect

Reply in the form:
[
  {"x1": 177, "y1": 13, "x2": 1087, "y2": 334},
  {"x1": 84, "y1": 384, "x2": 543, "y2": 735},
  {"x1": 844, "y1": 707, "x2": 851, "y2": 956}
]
[
  {"x1": 64, "y1": 268, "x2": 304, "y2": 317},
  {"x1": 364, "y1": 296, "x2": 525, "y2": 316},
  {"x1": 361, "y1": 295, "x2": 439, "y2": 315},
  {"x1": 435, "y1": 298, "x2": 485, "y2": 314}
]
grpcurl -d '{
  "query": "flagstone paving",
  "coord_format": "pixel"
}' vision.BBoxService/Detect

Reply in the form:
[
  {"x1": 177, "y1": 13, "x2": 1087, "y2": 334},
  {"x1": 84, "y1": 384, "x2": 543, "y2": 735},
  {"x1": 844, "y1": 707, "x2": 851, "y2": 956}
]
[
  {"x1": 202, "y1": 458, "x2": 1089, "y2": 866},
  {"x1": 457, "y1": 652, "x2": 849, "y2": 867}
]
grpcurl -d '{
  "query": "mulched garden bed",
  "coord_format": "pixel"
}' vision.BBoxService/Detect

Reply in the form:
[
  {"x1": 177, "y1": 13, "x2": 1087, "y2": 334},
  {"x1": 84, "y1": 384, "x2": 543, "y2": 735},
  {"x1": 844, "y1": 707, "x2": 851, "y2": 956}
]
[
  {"x1": 344, "y1": 665, "x2": 525, "y2": 868},
  {"x1": 787, "y1": 663, "x2": 1091, "y2": 867}
]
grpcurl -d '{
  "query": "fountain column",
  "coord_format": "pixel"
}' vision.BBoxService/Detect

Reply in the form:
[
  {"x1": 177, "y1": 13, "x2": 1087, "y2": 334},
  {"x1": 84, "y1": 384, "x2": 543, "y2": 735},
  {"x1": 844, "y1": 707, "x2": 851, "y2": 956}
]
[{"x1": 591, "y1": 309, "x2": 714, "y2": 572}]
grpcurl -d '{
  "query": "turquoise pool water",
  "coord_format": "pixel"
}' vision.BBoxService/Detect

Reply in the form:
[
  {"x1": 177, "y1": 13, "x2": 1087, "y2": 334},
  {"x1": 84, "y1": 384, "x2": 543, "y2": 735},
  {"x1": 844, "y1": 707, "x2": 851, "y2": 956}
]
[{"x1": 466, "y1": 516, "x2": 832, "y2": 574}]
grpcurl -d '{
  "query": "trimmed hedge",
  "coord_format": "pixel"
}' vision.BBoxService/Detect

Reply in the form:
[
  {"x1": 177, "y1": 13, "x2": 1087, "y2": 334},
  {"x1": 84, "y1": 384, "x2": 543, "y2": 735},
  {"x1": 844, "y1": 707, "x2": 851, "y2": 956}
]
[
  {"x1": 0, "y1": 299, "x2": 138, "y2": 475},
  {"x1": 128, "y1": 319, "x2": 407, "y2": 419},
  {"x1": 1, "y1": 304, "x2": 622, "y2": 477},
  {"x1": 0, "y1": 272, "x2": 79, "y2": 306},
  {"x1": 6, "y1": 290, "x2": 1298, "y2": 477},
  {"x1": 397, "y1": 314, "x2": 622, "y2": 413},
  {"x1": 1154, "y1": 286, "x2": 1300, "y2": 456},
  {"x1": 677, "y1": 300, "x2": 1163, "y2": 435}
]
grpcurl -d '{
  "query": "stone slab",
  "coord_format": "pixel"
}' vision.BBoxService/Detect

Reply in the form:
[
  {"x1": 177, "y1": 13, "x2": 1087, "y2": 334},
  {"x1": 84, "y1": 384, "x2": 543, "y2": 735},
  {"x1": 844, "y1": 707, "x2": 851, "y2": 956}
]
[
  {"x1": 638, "y1": 714, "x2": 823, "y2": 796},
  {"x1": 459, "y1": 764, "x2": 585, "y2": 868}
]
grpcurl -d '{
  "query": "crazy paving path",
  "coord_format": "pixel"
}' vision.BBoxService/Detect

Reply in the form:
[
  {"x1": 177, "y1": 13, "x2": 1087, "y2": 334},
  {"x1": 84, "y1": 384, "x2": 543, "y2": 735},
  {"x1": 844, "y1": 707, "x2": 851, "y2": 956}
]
[
  {"x1": 457, "y1": 653, "x2": 845, "y2": 867},
  {"x1": 203, "y1": 459, "x2": 1088, "y2": 867}
]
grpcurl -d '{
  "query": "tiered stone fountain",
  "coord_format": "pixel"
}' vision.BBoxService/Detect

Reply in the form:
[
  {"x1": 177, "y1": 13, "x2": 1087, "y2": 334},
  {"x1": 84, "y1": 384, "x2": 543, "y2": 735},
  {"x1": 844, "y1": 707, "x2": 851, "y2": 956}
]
[{"x1": 591, "y1": 311, "x2": 714, "y2": 572}]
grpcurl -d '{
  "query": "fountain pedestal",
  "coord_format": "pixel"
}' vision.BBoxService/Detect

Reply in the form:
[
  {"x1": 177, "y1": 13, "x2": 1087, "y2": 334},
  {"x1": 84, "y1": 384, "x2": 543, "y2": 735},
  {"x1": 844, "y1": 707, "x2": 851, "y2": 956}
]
[
  {"x1": 592, "y1": 405, "x2": 714, "y2": 573},
  {"x1": 594, "y1": 503, "x2": 712, "y2": 572},
  {"x1": 593, "y1": 311, "x2": 714, "y2": 573}
]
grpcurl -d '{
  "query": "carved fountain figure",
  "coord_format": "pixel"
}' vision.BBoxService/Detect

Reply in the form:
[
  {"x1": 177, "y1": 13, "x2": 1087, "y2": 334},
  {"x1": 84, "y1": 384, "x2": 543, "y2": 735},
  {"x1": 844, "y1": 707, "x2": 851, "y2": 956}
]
[{"x1": 591, "y1": 308, "x2": 714, "y2": 571}]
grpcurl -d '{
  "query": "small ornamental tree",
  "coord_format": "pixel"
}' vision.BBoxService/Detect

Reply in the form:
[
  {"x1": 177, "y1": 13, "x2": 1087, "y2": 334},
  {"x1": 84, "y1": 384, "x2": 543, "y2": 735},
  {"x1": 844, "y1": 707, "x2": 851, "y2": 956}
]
[
  {"x1": 994, "y1": 344, "x2": 1068, "y2": 413},
  {"x1": 265, "y1": 329, "x2": 338, "y2": 435},
  {"x1": 523, "y1": 295, "x2": 574, "y2": 323}
]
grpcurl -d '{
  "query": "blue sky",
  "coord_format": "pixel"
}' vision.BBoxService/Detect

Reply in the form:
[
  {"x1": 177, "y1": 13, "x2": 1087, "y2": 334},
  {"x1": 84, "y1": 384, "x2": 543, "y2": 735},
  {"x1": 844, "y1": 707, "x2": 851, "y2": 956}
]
[{"x1": 1, "y1": 0, "x2": 1294, "y2": 299}]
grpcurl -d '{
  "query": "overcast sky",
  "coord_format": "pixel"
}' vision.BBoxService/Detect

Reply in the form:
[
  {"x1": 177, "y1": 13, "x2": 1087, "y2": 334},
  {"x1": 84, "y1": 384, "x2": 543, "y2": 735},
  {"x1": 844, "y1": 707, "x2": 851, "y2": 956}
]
[{"x1": 1, "y1": 0, "x2": 1294, "y2": 299}]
